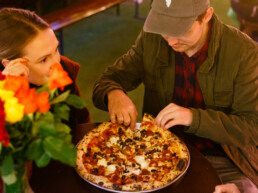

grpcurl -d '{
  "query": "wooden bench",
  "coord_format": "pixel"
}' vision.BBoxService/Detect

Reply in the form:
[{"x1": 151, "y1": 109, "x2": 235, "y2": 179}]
[{"x1": 42, "y1": 0, "x2": 125, "y2": 54}]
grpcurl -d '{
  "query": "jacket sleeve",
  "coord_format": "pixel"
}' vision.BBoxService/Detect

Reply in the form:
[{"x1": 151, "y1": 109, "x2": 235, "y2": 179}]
[
  {"x1": 186, "y1": 44, "x2": 258, "y2": 148},
  {"x1": 92, "y1": 31, "x2": 145, "y2": 111}
]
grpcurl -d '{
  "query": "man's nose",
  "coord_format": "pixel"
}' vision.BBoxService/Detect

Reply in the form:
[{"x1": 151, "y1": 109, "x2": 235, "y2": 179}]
[{"x1": 167, "y1": 37, "x2": 179, "y2": 46}]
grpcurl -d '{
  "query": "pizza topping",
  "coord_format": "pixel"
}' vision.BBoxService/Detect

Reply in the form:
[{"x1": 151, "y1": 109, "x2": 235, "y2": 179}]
[
  {"x1": 135, "y1": 155, "x2": 149, "y2": 169},
  {"x1": 176, "y1": 159, "x2": 186, "y2": 171},
  {"x1": 97, "y1": 159, "x2": 107, "y2": 167}
]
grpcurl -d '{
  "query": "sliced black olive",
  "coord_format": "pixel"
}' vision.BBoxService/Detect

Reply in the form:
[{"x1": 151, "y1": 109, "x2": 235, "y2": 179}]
[
  {"x1": 155, "y1": 132, "x2": 161, "y2": 137},
  {"x1": 132, "y1": 163, "x2": 136, "y2": 167},
  {"x1": 93, "y1": 152, "x2": 98, "y2": 159},
  {"x1": 140, "y1": 144, "x2": 147, "y2": 149},
  {"x1": 112, "y1": 184, "x2": 120, "y2": 190},
  {"x1": 137, "y1": 185, "x2": 142, "y2": 190},
  {"x1": 163, "y1": 144, "x2": 168, "y2": 150},
  {"x1": 92, "y1": 168, "x2": 98, "y2": 175},
  {"x1": 176, "y1": 159, "x2": 186, "y2": 171},
  {"x1": 123, "y1": 170, "x2": 129, "y2": 173},
  {"x1": 131, "y1": 175, "x2": 137, "y2": 180},
  {"x1": 85, "y1": 153, "x2": 90, "y2": 157},
  {"x1": 151, "y1": 169, "x2": 158, "y2": 173},
  {"x1": 172, "y1": 153, "x2": 177, "y2": 157},
  {"x1": 133, "y1": 137, "x2": 140, "y2": 141},
  {"x1": 140, "y1": 130, "x2": 147, "y2": 137},
  {"x1": 118, "y1": 128, "x2": 124, "y2": 135},
  {"x1": 125, "y1": 138, "x2": 133, "y2": 143},
  {"x1": 98, "y1": 182, "x2": 104, "y2": 186}
]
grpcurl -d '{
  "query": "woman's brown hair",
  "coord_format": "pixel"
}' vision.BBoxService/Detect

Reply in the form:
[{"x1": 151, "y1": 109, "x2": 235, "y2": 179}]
[{"x1": 0, "y1": 8, "x2": 50, "y2": 70}]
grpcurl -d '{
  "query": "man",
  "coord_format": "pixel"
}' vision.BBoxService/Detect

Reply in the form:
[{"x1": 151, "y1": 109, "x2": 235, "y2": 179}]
[{"x1": 93, "y1": 0, "x2": 258, "y2": 192}]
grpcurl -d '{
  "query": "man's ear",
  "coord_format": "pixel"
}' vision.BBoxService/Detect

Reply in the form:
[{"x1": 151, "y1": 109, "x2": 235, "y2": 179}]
[
  {"x1": 2, "y1": 59, "x2": 10, "y2": 67},
  {"x1": 204, "y1": 7, "x2": 214, "y2": 23}
]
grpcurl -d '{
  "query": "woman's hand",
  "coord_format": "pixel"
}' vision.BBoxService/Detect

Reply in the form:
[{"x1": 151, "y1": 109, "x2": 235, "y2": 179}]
[
  {"x1": 108, "y1": 89, "x2": 138, "y2": 130},
  {"x1": 154, "y1": 103, "x2": 192, "y2": 129},
  {"x1": 2, "y1": 58, "x2": 29, "y2": 77},
  {"x1": 213, "y1": 183, "x2": 241, "y2": 193}
]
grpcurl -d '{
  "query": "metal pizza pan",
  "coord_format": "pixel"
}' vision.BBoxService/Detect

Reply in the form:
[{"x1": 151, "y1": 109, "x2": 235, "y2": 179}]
[{"x1": 75, "y1": 123, "x2": 191, "y2": 193}]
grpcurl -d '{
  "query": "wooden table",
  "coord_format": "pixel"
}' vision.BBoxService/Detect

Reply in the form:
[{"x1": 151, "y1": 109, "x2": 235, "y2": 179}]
[{"x1": 30, "y1": 123, "x2": 222, "y2": 193}]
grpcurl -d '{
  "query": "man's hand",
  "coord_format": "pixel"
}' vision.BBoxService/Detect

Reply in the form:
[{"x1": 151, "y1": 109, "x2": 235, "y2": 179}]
[
  {"x1": 154, "y1": 103, "x2": 192, "y2": 129},
  {"x1": 213, "y1": 184, "x2": 240, "y2": 193},
  {"x1": 2, "y1": 58, "x2": 29, "y2": 77},
  {"x1": 107, "y1": 89, "x2": 138, "y2": 129}
]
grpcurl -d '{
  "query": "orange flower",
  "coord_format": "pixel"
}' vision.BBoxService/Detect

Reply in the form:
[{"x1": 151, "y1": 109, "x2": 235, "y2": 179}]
[
  {"x1": 49, "y1": 63, "x2": 73, "y2": 91},
  {"x1": 4, "y1": 75, "x2": 29, "y2": 93},
  {"x1": 17, "y1": 88, "x2": 38, "y2": 114},
  {"x1": 37, "y1": 92, "x2": 50, "y2": 113}
]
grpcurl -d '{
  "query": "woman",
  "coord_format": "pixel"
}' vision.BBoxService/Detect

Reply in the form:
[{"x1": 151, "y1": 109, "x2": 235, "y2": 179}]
[{"x1": 0, "y1": 8, "x2": 90, "y2": 128}]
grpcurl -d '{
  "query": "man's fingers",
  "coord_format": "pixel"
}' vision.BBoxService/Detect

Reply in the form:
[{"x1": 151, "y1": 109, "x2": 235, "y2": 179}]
[
  {"x1": 129, "y1": 110, "x2": 137, "y2": 130},
  {"x1": 116, "y1": 112, "x2": 124, "y2": 124},
  {"x1": 110, "y1": 114, "x2": 116, "y2": 123}
]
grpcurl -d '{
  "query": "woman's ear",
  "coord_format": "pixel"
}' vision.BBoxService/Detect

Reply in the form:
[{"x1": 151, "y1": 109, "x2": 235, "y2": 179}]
[{"x1": 2, "y1": 59, "x2": 10, "y2": 67}]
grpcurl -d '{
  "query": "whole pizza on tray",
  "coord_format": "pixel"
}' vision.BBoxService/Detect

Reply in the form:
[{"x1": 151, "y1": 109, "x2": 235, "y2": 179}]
[{"x1": 76, "y1": 114, "x2": 189, "y2": 192}]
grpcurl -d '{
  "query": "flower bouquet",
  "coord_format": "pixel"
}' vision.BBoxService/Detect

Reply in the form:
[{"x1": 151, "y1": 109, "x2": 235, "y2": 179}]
[{"x1": 0, "y1": 63, "x2": 86, "y2": 193}]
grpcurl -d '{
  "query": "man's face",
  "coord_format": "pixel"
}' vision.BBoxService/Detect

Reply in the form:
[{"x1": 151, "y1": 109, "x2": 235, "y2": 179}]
[{"x1": 162, "y1": 20, "x2": 209, "y2": 57}]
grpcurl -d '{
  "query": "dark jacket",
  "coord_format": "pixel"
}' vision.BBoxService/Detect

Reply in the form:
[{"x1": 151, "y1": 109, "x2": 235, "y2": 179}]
[
  {"x1": 93, "y1": 14, "x2": 258, "y2": 186},
  {"x1": 60, "y1": 56, "x2": 90, "y2": 128}
]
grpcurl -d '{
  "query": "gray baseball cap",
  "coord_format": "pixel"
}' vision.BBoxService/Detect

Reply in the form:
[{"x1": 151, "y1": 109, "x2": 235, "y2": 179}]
[{"x1": 143, "y1": 0, "x2": 210, "y2": 37}]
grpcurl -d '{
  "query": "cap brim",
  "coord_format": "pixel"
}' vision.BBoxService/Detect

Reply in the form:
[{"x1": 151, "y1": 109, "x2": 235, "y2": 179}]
[{"x1": 143, "y1": 9, "x2": 197, "y2": 37}]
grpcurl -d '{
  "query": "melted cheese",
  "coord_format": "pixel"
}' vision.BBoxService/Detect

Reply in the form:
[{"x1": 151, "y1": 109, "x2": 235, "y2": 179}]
[
  {"x1": 106, "y1": 136, "x2": 120, "y2": 147},
  {"x1": 135, "y1": 155, "x2": 149, "y2": 169},
  {"x1": 97, "y1": 159, "x2": 107, "y2": 167},
  {"x1": 105, "y1": 164, "x2": 117, "y2": 175}
]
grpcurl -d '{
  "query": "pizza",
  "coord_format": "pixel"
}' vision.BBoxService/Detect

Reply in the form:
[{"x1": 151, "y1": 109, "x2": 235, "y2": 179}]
[{"x1": 76, "y1": 114, "x2": 189, "y2": 192}]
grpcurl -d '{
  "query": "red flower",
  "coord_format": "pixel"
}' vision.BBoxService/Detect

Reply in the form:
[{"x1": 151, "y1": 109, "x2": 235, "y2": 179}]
[
  {"x1": 37, "y1": 92, "x2": 50, "y2": 113},
  {"x1": 49, "y1": 63, "x2": 73, "y2": 91},
  {"x1": 0, "y1": 99, "x2": 9, "y2": 146},
  {"x1": 0, "y1": 71, "x2": 5, "y2": 80}
]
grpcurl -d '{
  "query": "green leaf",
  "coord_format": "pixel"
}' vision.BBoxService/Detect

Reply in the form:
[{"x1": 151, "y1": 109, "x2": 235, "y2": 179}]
[
  {"x1": 40, "y1": 111, "x2": 54, "y2": 123},
  {"x1": 50, "y1": 90, "x2": 70, "y2": 105},
  {"x1": 0, "y1": 156, "x2": 14, "y2": 176},
  {"x1": 36, "y1": 83, "x2": 50, "y2": 94},
  {"x1": 58, "y1": 143, "x2": 76, "y2": 166},
  {"x1": 66, "y1": 94, "x2": 86, "y2": 109},
  {"x1": 43, "y1": 136, "x2": 76, "y2": 166},
  {"x1": 54, "y1": 104, "x2": 70, "y2": 121},
  {"x1": 56, "y1": 133, "x2": 72, "y2": 143},
  {"x1": 55, "y1": 122, "x2": 71, "y2": 133},
  {"x1": 26, "y1": 139, "x2": 44, "y2": 160},
  {"x1": 35, "y1": 153, "x2": 51, "y2": 168},
  {"x1": 43, "y1": 136, "x2": 63, "y2": 154},
  {"x1": 39, "y1": 122, "x2": 56, "y2": 137}
]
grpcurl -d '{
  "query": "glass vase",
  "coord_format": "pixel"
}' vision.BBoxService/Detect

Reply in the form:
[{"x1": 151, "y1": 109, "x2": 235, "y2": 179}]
[{"x1": 2, "y1": 162, "x2": 34, "y2": 193}]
